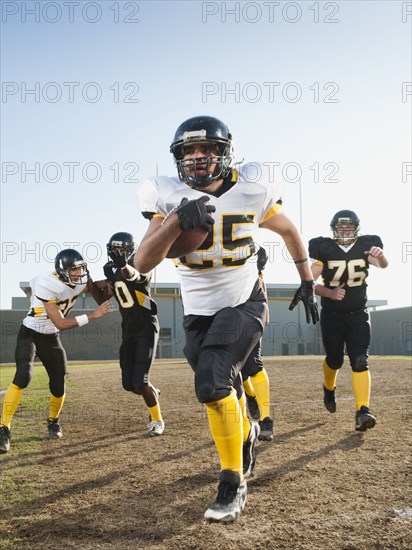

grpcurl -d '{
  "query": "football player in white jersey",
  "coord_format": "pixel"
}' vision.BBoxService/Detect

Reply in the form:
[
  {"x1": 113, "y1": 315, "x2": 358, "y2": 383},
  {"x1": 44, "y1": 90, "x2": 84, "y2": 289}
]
[
  {"x1": 135, "y1": 116, "x2": 319, "y2": 523},
  {"x1": 0, "y1": 250, "x2": 113, "y2": 454}
]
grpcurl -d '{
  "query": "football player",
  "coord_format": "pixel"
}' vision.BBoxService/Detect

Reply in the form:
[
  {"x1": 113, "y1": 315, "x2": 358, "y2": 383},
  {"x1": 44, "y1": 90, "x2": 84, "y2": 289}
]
[
  {"x1": 0, "y1": 250, "x2": 113, "y2": 454},
  {"x1": 242, "y1": 246, "x2": 274, "y2": 441},
  {"x1": 103, "y1": 232, "x2": 163, "y2": 437},
  {"x1": 309, "y1": 210, "x2": 388, "y2": 432},
  {"x1": 135, "y1": 116, "x2": 319, "y2": 522}
]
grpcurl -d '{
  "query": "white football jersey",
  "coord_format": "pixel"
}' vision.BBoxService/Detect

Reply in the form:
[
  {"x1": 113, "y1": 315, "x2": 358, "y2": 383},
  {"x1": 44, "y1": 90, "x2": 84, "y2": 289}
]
[
  {"x1": 23, "y1": 272, "x2": 87, "y2": 334},
  {"x1": 138, "y1": 163, "x2": 282, "y2": 315}
]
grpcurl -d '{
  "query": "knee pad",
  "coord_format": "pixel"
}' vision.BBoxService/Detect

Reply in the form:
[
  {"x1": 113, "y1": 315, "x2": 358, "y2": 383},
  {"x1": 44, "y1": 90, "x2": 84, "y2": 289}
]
[
  {"x1": 352, "y1": 355, "x2": 369, "y2": 372},
  {"x1": 13, "y1": 370, "x2": 32, "y2": 389},
  {"x1": 49, "y1": 377, "x2": 65, "y2": 398},
  {"x1": 195, "y1": 350, "x2": 231, "y2": 403},
  {"x1": 325, "y1": 358, "x2": 343, "y2": 370},
  {"x1": 196, "y1": 381, "x2": 220, "y2": 403}
]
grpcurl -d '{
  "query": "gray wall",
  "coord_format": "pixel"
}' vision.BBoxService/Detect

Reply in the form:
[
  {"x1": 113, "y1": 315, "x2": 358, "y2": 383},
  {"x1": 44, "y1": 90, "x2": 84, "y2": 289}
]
[
  {"x1": 1, "y1": 282, "x2": 410, "y2": 363},
  {"x1": 370, "y1": 307, "x2": 412, "y2": 355}
]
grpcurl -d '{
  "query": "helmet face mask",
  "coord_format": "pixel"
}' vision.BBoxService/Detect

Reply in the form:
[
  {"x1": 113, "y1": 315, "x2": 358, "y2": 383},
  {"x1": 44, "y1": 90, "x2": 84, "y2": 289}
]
[
  {"x1": 107, "y1": 232, "x2": 136, "y2": 263},
  {"x1": 55, "y1": 249, "x2": 89, "y2": 286},
  {"x1": 330, "y1": 210, "x2": 360, "y2": 245},
  {"x1": 170, "y1": 116, "x2": 234, "y2": 189}
]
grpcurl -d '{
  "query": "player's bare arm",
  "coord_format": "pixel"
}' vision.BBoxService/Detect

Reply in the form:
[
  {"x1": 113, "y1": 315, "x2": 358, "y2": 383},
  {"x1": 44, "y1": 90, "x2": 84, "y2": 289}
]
[
  {"x1": 86, "y1": 278, "x2": 109, "y2": 304},
  {"x1": 261, "y1": 212, "x2": 319, "y2": 324},
  {"x1": 135, "y1": 197, "x2": 215, "y2": 273},
  {"x1": 260, "y1": 212, "x2": 314, "y2": 281},
  {"x1": 365, "y1": 246, "x2": 389, "y2": 268},
  {"x1": 93, "y1": 279, "x2": 113, "y2": 300},
  {"x1": 43, "y1": 300, "x2": 113, "y2": 331},
  {"x1": 134, "y1": 215, "x2": 181, "y2": 273}
]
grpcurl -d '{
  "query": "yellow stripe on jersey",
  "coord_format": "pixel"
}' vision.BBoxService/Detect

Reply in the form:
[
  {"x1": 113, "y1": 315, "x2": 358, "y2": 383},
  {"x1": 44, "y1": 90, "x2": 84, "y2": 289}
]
[
  {"x1": 231, "y1": 168, "x2": 239, "y2": 182},
  {"x1": 32, "y1": 306, "x2": 45, "y2": 317},
  {"x1": 315, "y1": 260, "x2": 324, "y2": 266},
  {"x1": 153, "y1": 213, "x2": 165, "y2": 219},
  {"x1": 135, "y1": 291, "x2": 152, "y2": 310},
  {"x1": 261, "y1": 202, "x2": 282, "y2": 224}
]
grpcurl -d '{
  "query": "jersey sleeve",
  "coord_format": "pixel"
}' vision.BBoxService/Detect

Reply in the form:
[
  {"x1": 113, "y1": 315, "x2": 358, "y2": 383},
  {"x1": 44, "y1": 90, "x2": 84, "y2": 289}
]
[
  {"x1": 240, "y1": 163, "x2": 283, "y2": 224},
  {"x1": 103, "y1": 263, "x2": 114, "y2": 282},
  {"x1": 31, "y1": 274, "x2": 61, "y2": 303},
  {"x1": 137, "y1": 177, "x2": 165, "y2": 219},
  {"x1": 308, "y1": 237, "x2": 323, "y2": 264},
  {"x1": 362, "y1": 235, "x2": 383, "y2": 249}
]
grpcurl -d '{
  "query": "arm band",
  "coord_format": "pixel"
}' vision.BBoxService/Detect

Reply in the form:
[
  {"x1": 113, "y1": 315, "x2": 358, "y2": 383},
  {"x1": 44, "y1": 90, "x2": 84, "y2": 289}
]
[
  {"x1": 294, "y1": 258, "x2": 308, "y2": 264},
  {"x1": 75, "y1": 314, "x2": 89, "y2": 327}
]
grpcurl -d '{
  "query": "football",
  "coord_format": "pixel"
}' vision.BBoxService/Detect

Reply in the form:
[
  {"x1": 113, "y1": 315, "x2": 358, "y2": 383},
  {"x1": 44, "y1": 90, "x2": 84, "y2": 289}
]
[{"x1": 166, "y1": 227, "x2": 209, "y2": 258}]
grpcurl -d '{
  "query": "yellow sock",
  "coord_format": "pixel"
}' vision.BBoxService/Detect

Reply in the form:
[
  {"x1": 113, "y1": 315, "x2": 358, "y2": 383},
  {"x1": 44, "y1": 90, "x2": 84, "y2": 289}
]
[
  {"x1": 206, "y1": 390, "x2": 243, "y2": 478},
  {"x1": 242, "y1": 377, "x2": 255, "y2": 397},
  {"x1": 148, "y1": 403, "x2": 163, "y2": 423},
  {"x1": 1, "y1": 383, "x2": 23, "y2": 429},
  {"x1": 352, "y1": 370, "x2": 371, "y2": 410},
  {"x1": 238, "y1": 392, "x2": 251, "y2": 443},
  {"x1": 49, "y1": 394, "x2": 65, "y2": 421},
  {"x1": 251, "y1": 369, "x2": 270, "y2": 420},
  {"x1": 323, "y1": 359, "x2": 338, "y2": 391}
]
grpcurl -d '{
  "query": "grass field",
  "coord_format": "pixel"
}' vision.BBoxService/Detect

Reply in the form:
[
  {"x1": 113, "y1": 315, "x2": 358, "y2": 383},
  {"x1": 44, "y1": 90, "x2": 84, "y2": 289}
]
[{"x1": 1, "y1": 356, "x2": 411, "y2": 549}]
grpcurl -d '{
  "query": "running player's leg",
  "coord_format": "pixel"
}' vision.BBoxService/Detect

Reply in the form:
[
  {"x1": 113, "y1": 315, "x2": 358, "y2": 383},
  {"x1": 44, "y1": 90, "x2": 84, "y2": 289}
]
[
  {"x1": 347, "y1": 311, "x2": 375, "y2": 431},
  {"x1": 0, "y1": 325, "x2": 36, "y2": 452},
  {"x1": 320, "y1": 309, "x2": 345, "y2": 413},
  {"x1": 39, "y1": 333, "x2": 67, "y2": 439}
]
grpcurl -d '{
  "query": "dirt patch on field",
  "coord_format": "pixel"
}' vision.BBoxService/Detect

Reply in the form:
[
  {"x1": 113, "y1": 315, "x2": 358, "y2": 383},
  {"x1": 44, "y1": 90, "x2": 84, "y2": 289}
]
[{"x1": 1, "y1": 357, "x2": 411, "y2": 549}]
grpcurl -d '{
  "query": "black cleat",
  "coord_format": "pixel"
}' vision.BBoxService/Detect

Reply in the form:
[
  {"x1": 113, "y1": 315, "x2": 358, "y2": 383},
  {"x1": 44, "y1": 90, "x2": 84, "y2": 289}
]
[
  {"x1": 0, "y1": 426, "x2": 11, "y2": 454},
  {"x1": 323, "y1": 386, "x2": 337, "y2": 413},
  {"x1": 246, "y1": 394, "x2": 261, "y2": 421},
  {"x1": 355, "y1": 406, "x2": 376, "y2": 432},
  {"x1": 258, "y1": 416, "x2": 274, "y2": 441},
  {"x1": 243, "y1": 422, "x2": 260, "y2": 477},
  {"x1": 204, "y1": 470, "x2": 247, "y2": 523},
  {"x1": 47, "y1": 418, "x2": 63, "y2": 440}
]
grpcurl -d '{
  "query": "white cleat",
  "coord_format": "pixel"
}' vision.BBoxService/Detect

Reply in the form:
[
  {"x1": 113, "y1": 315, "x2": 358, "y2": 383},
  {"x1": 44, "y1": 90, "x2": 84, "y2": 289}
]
[
  {"x1": 147, "y1": 420, "x2": 165, "y2": 437},
  {"x1": 204, "y1": 471, "x2": 247, "y2": 523}
]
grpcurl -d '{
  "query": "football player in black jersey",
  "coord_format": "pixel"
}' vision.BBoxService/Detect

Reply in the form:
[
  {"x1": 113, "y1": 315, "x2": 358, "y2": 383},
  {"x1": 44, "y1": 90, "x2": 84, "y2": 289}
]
[
  {"x1": 309, "y1": 210, "x2": 388, "y2": 432},
  {"x1": 104, "y1": 232, "x2": 164, "y2": 436}
]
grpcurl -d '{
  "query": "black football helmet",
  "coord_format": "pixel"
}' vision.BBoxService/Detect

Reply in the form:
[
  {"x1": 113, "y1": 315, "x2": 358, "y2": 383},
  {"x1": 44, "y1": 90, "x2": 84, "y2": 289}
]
[
  {"x1": 170, "y1": 116, "x2": 234, "y2": 188},
  {"x1": 330, "y1": 210, "x2": 360, "y2": 245},
  {"x1": 107, "y1": 232, "x2": 136, "y2": 263},
  {"x1": 55, "y1": 249, "x2": 89, "y2": 285}
]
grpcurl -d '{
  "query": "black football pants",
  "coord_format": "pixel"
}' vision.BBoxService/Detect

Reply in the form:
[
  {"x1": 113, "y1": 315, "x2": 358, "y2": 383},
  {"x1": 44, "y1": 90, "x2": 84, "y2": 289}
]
[
  {"x1": 13, "y1": 324, "x2": 68, "y2": 397},
  {"x1": 321, "y1": 308, "x2": 370, "y2": 372}
]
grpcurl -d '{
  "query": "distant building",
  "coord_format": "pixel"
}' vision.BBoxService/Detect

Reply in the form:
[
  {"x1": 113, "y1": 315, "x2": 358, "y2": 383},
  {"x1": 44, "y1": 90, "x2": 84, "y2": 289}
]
[{"x1": 0, "y1": 281, "x2": 409, "y2": 363}]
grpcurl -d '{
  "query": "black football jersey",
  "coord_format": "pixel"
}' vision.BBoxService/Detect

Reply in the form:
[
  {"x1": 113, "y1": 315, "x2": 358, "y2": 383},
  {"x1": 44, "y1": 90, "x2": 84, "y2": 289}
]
[
  {"x1": 309, "y1": 235, "x2": 383, "y2": 313},
  {"x1": 103, "y1": 263, "x2": 157, "y2": 337}
]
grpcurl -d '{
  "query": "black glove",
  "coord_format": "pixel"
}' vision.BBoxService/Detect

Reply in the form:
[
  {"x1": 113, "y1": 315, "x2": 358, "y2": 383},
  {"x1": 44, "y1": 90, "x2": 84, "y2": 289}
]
[
  {"x1": 289, "y1": 280, "x2": 320, "y2": 325},
  {"x1": 257, "y1": 247, "x2": 268, "y2": 273},
  {"x1": 176, "y1": 196, "x2": 216, "y2": 232},
  {"x1": 109, "y1": 249, "x2": 127, "y2": 269}
]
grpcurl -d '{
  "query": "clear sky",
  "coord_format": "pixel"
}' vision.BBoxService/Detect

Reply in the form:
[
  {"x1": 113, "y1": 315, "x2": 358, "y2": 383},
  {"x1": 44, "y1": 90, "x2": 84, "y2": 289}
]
[{"x1": 1, "y1": 0, "x2": 411, "y2": 309}]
